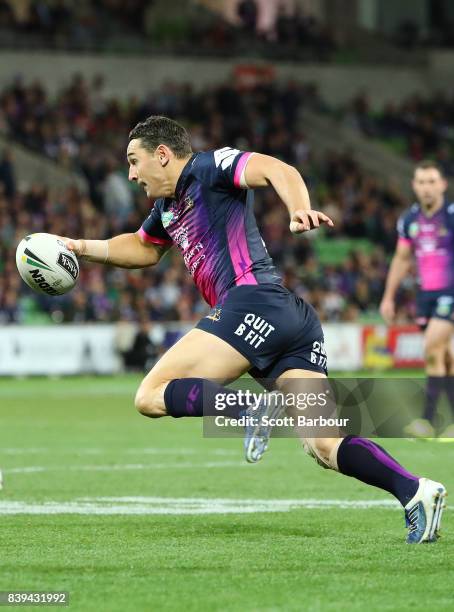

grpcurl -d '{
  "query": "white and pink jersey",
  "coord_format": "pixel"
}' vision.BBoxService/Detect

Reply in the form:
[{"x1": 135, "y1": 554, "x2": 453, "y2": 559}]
[{"x1": 397, "y1": 201, "x2": 454, "y2": 292}]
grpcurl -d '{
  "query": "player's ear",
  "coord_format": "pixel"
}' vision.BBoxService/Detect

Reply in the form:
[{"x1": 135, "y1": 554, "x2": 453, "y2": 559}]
[{"x1": 156, "y1": 145, "x2": 170, "y2": 167}]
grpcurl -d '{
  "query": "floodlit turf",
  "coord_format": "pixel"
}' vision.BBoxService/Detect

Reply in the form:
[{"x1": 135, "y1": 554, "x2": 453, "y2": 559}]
[{"x1": 0, "y1": 375, "x2": 453, "y2": 612}]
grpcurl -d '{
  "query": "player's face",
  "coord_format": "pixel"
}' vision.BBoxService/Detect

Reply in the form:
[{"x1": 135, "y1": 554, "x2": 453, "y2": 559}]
[
  {"x1": 412, "y1": 168, "x2": 447, "y2": 208},
  {"x1": 127, "y1": 139, "x2": 169, "y2": 198}
]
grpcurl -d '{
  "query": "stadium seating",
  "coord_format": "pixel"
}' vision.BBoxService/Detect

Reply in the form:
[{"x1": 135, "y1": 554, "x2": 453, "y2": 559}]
[
  {"x1": 0, "y1": 78, "x2": 416, "y2": 326},
  {"x1": 337, "y1": 90, "x2": 454, "y2": 175}
]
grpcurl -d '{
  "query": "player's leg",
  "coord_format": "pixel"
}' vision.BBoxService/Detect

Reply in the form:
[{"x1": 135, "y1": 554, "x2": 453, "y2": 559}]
[
  {"x1": 275, "y1": 368, "x2": 417, "y2": 504},
  {"x1": 439, "y1": 330, "x2": 454, "y2": 438},
  {"x1": 276, "y1": 368, "x2": 446, "y2": 543},
  {"x1": 134, "y1": 328, "x2": 251, "y2": 418},
  {"x1": 243, "y1": 367, "x2": 329, "y2": 463},
  {"x1": 422, "y1": 317, "x2": 453, "y2": 428}
]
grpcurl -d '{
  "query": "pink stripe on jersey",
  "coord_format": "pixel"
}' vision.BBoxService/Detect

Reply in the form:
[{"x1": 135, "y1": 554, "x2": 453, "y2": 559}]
[
  {"x1": 227, "y1": 215, "x2": 257, "y2": 287},
  {"x1": 418, "y1": 253, "x2": 449, "y2": 290},
  {"x1": 398, "y1": 237, "x2": 411, "y2": 247},
  {"x1": 138, "y1": 227, "x2": 171, "y2": 245},
  {"x1": 233, "y1": 152, "x2": 252, "y2": 188}
]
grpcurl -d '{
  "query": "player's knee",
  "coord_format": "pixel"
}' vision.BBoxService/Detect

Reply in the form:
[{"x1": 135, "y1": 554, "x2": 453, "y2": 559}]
[
  {"x1": 424, "y1": 339, "x2": 445, "y2": 366},
  {"x1": 134, "y1": 386, "x2": 164, "y2": 418},
  {"x1": 303, "y1": 437, "x2": 343, "y2": 471}
]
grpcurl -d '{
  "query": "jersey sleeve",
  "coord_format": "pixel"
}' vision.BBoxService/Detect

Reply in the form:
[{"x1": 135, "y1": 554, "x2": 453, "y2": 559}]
[
  {"x1": 396, "y1": 211, "x2": 412, "y2": 246},
  {"x1": 196, "y1": 148, "x2": 254, "y2": 190},
  {"x1": 138, "y1": 200, "x2": 173, "y2": 246}
]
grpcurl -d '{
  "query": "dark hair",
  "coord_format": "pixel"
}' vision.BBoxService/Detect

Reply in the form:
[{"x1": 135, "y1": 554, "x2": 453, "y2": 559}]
[
  {"x1": 129, "y1": 115, "x2": 192, "y2": 159},
  {"x1": 414, "y1": 159, "x2": 445, "y2": 177}
]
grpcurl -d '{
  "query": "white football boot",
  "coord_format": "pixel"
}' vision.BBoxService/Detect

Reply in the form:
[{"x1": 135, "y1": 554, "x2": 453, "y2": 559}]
[{"x1": 404, "y1": 478, "x2": 447, "y2": 544}]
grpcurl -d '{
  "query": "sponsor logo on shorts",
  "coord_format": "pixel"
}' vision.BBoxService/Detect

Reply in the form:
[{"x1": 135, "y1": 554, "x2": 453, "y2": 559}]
[
  {"x1": 436, "y1": 295, "x2": 453, "y2": 317},
  {"x1": 234, "y1": 313, "x2": 275, "y2": 349},
  {"x1": 56, "y1": 252, "x2": 78, "y2": 280},
  {"x1": 310, "y1": 340, "x2": 327, "y2": 369},
  {"x1": 206, "y1": 308, "x2": 222, "y2": 322}
]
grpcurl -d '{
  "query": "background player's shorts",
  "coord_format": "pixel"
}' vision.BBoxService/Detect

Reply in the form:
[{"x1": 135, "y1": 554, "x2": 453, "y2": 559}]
[
  {"x1": 416, "y1": 290, "x2": 454, "y2": 329},
  {"x1": 197, "y1": 284, "x2": 327, "y2": 380}
]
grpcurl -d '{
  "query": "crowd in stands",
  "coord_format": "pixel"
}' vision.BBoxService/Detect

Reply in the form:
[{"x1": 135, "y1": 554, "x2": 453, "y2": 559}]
[
  {"x1": 233, "y1": 0, "x2": 336, "y2": 60},
  {"x1": 0, "y1": 74, "x2": 323, "y2": 202},
  {"x1": 0, "y1": 76, "x2": 417, "y2": 327},
  {"x1": 394, "y1": 15, "x2": 454, "y2": 50},
  {"x1": 341, "y1": 90, "x2": 454, "y2": 176},
  {"x1": 0, "y1": 0, "x2": 150, "y2": 46},
  {"x1": 0, "y1": 0, "x2": 336, "y2": 60}
]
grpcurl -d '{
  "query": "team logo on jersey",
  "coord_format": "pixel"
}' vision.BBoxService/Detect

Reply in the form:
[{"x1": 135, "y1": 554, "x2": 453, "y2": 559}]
[
  {"x1": 161, "y1": 211, "x2": 175, "y2": 228},
  {"x1": 409, "y1": 222, "x2": 419, "y2": 238},
  {"x1": 162, "y1": 195, "x2": 194, "y2": 228},
  {"x1": 206, "y1": 308, "x2": 222, "y2": 322}
]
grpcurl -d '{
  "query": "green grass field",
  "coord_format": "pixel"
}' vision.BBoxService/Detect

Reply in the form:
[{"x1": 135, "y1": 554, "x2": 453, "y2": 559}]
[{"x1": 0, "y1": 375, "x2": 453, "y2": 612}]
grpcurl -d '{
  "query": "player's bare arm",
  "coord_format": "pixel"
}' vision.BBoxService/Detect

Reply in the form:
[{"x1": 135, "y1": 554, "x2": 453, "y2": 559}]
[
  {"x1": 62, "y1": 232, "x2": 169, "y2": 268},
  {"x1": 380, "y1": 240, "x2": 413, "y2": 323},
  {"x1": 244, "y1": 153, "x2": 334, "y2": 233}
]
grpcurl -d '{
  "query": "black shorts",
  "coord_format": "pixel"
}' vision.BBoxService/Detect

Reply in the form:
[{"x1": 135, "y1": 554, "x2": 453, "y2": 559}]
[
  {"x1": 196, "y1": 284, "x2": 327, "y2": 381},
  {"x1": 416, "y1": 290, "x2": 454, "y2": 329}
]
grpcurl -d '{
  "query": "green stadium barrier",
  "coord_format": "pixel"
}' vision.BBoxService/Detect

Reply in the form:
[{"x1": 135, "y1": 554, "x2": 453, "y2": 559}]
[{"x1": 314, "y1": 238, "x2": 374, "y2": 265}]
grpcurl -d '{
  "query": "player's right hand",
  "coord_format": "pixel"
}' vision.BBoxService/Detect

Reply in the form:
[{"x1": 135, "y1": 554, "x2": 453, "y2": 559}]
[
  {"x1": 289, "y1": 210, "x2": 334, "y2": 233},
  {"x1": 379, "y1": 297, "x2": 395, "y2": 324}
]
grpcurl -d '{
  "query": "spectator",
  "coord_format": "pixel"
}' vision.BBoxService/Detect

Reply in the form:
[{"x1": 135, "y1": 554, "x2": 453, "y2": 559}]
[
  {"x1": 237, "y1": 0, "x2": 258, "y2": 34},
  {"x1": 121, "y1": 319, "x2": 158, "y2": 371}
]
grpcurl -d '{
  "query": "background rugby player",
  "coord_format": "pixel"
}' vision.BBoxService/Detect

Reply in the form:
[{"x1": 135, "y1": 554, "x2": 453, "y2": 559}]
[
  {"x1": 63, "y1": 116, "x2": 446, "y2": 543},
  {"x1": 381, "y1": 161, "x2": 454, "y2": 439}
]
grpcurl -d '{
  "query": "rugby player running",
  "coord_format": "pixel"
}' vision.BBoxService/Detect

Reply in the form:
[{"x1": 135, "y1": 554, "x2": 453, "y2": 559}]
[
  {"x1": 63, "y1": 117, "x2": 446, "y2": 543},
  {"x1": 381, "y1": 161, "x2": 454, "y2": 439}
]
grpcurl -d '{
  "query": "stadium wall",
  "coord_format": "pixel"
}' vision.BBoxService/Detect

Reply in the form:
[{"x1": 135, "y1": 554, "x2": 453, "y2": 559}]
[
  {"x1": 0, "y1": 323, "x2": 427, "y2": 375},
  {"x1": 0, "y1": 51, "x2": 434, "y2": 109}
]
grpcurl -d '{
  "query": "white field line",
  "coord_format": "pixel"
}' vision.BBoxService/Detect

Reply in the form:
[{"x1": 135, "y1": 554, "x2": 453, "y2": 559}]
[
  {"x1": 1, "y1": 448, "x2": 237, "y2": 456},
  {"x1": 0, "y1": 386, "x2": 136, "y2": 398},
  {"x1": 4, "y1": 461, "x2": 246, "y2": 474},
  {"x1": 0, "y1": 497, "x2": 404, "y2": 515}
]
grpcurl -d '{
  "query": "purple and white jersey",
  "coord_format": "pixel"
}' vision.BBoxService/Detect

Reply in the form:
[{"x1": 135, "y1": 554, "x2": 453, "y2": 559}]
[
  {"x1": 138, "y1": 148, "x2": 281, "y2": 306},
  {"x1": 397, "y1": 201, "x2": 454, "y2": 291}
]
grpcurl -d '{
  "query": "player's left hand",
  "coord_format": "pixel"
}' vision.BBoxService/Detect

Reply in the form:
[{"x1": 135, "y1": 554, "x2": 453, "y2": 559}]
[{"x1": 289, "y1": 210, "x2": 334, "y2": 233}]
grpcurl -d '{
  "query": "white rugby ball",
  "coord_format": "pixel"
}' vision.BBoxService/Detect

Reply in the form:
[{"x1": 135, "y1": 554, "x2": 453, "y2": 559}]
[{"x1": 16, "y1": 233, "x2": 79, "y2": 296}]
